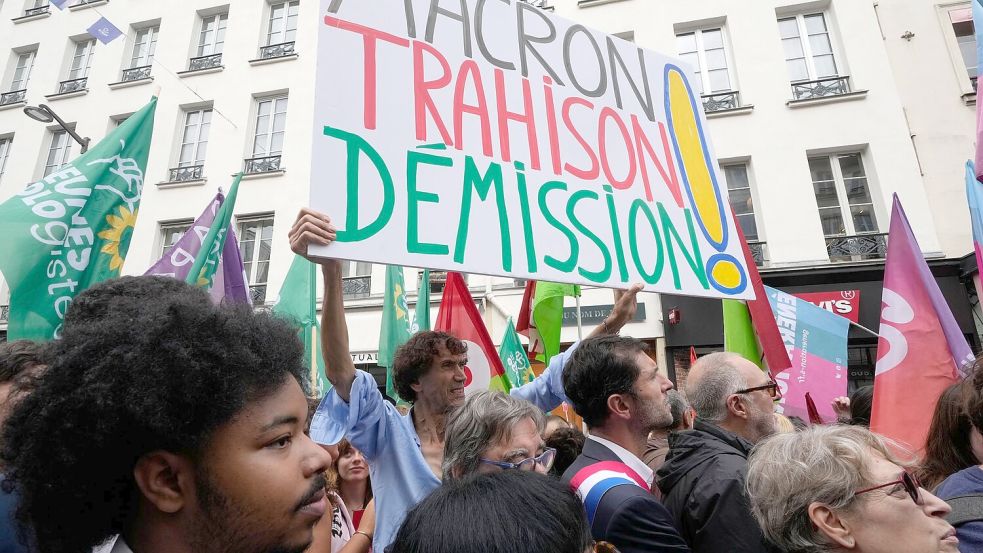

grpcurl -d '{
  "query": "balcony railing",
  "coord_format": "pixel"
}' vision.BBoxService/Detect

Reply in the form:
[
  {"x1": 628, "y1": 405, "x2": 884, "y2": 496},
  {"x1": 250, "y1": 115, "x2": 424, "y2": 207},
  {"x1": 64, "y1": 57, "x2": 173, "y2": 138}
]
[
  {"x1": 250, "y1": 284, "x2": 267, "y2": 304},
  {"x1": 188, "y1": 53, "x2": 223, "y2": 71},
  {"x1": 520, "y1": 0, "x2": 554, "y2": 10},
  {"x1": 24, "y1": 5, "x2": 50, "y2": 16},
  {"x1": 0, "y1": 304, "x2": 8, "y2": 324},
  {"x1": 701, "y1": 91, "x2": 741, "y2": 113},
  {"x1": 57, "y1": 77, "x2": 88, "y2": 94},
  {"x1": 167, "y1": 164, "x2": 204, "y2": 183},
  {"x1": 973, "y1": 76, "x2": 978, "y2": 94},
  {"x1": 244, "y1": 155, "x2": 282, "y2": 174},
  {"x1": 791, "y1": 76, "x2": 851, "y2": 101},
  {"x1": 343, "y1": 275, "x2": 371, "y2": 300},
  {"x1": 259, "y1": 41, "x2": 295, "y2": 59},
  {"x1": 121, "y1": 65, "x2": 152, "y2": 82},
  {"x1": 747, "y1": 241, "x2": 767, "y2": 267},
  {"x1": 826, "y1": 233, "x2": 888, "y2": 262},
  {"x1": 0, "y1": 89, "x2": 27, "y2": 106}
]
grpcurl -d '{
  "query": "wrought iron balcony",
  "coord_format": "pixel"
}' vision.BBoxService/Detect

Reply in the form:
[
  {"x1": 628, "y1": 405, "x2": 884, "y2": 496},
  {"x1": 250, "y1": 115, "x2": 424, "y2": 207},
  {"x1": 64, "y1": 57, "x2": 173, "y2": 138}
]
[
  {"x1": 24, "y1": 4, "x2": 50, "y2": 16},
  {"x1": 259, "y1": 41, "x2": 295, "y2": 59},
  {"x1": 0, "y1": 89, "x2": 27, "y2": 106},
  {"x1": 167, "y1": 164, "x2": 204, "y2": 183},
  {"x1": 0, "y1": 304, "x2": 8, "y2": 324},
  {"x1": 826, "y1": 233, "x2": 888, "y2": 262},
  {"x1": 973, "y1": 76, "x2": 978, "y2": 94},
  {"x1": 520, "y1": 0, "x2": 554, "y2": 10},
  {"x1": 343, "y1": 275, "x2": 371, "y2": 300},
  {"x1": 121, "y1": 65, "x2": 152, "y2": 82},
  {"x1": 701, "y1": 91, "x2": 740, "y2": 113},
  {"x1": 244, "y1": 155, "x2": 282, "y2": 174},
  {"x1": 57, "y1": 77, "x2": 88, "y2": 94},
  {"x1": 791, "y1": 76, "x2": 851, "y2": 101},
  {"x1": 250, "y1": 284, "x2": 267, "y2": 304},
  {"x1": 746, "y1": 241, "x2": 767, "y2": 267},
  {"x1": 188, "y1": 53, "x2": 223, "y2": 72}
]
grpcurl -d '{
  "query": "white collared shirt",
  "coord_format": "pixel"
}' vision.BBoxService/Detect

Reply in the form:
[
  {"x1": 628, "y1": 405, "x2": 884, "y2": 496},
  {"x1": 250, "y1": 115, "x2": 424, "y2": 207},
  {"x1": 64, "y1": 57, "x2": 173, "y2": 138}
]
[
  {"x1": 91, "y1": 535, "x2": 132, "y2": 553},
  {"x1": 587, "y1": 434, "x2": 655, "y2": 488}
]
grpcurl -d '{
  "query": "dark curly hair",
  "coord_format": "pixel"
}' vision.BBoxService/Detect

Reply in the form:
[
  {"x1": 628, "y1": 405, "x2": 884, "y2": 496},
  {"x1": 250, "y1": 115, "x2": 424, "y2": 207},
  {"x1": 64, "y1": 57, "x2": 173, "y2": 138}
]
[
  {"x1": 562, "y1": 335, "x2": 648, "y2": 428},
  {"x1": 1, "y1": 283, "x2": 307, "y2": 553},
  {"x1": 545, "y1": 426, "x2": 586, "y2": 478},
  {"x1": 392, "y1": 331, "x2": 466, "y2": 402},
  {"x1": 64, "y1": 275, "x2": 210, "y2": 329},
  {"x1": 0, "y1": 340, "x2": 47, "y2": 383}
]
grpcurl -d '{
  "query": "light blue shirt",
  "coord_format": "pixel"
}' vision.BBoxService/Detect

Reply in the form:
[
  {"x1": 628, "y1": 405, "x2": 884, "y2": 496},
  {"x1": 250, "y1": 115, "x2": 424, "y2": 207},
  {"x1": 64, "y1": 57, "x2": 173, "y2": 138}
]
[{"x1": 310, "y1": 344, "x2": 577, "y2": 551}]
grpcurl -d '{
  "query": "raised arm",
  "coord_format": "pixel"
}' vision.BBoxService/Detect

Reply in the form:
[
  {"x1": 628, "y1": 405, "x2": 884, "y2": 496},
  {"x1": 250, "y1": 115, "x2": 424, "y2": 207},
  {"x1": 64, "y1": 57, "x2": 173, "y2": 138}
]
[{"x1": 288, "y1": 208, "x2": 357, "y2": 402}]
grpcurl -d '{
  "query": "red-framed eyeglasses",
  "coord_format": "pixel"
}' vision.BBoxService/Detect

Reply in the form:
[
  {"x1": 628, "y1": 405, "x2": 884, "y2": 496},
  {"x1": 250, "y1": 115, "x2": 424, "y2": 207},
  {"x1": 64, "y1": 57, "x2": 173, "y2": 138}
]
[{"x1": 854, "y1": 470, "x2": 922, "y2": 505}]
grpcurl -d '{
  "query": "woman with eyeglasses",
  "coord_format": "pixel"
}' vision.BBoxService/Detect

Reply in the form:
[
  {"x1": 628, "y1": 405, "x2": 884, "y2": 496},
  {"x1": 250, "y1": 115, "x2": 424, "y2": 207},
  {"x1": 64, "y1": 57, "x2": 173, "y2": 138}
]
[{"x1": 747, "y1": 425, "x2": 957, "y2": 553}]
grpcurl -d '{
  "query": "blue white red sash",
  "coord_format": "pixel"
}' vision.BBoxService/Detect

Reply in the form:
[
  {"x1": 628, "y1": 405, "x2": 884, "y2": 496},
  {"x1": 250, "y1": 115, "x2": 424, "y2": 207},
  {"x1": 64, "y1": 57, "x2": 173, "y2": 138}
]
[{"x1": 569, "y1": 461, "x2": 649, "y2": 526}]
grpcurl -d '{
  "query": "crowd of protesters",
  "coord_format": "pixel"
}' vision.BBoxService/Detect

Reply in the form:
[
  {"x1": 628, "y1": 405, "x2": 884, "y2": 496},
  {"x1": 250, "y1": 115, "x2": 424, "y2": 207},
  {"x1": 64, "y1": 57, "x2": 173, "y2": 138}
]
[{"x1": 0, "y1": 207, "x2": 972, "y2": 553}]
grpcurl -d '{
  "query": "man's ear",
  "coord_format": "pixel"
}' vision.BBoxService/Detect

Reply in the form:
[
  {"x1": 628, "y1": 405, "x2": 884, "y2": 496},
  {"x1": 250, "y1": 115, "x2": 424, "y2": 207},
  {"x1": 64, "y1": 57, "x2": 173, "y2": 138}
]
[
  {"x1": 727, "y1": 394, "x2": 749, "y2": 421},
  {"x1": 132, "y1": 451, "x2": 196, "y2": 514},
  {"x1": 606, "y1": 394, "x2": 632, "y2": 422},
  {"x1": 808, "y1": 502, "x2": 857, "y2": 549}
]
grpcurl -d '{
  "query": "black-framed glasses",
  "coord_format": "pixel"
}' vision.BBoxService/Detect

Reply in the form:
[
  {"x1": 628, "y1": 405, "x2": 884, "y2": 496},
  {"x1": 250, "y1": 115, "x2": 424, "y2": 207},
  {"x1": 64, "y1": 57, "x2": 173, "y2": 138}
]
[
  {"x1": 479, "y1": 448, "x2": 556, "y2": 472},
  {"x1": 855, "y1": 470, "x2": 922, "y2": 505},
  {"x1": 735, "y1": 381, "x2": 780, "y2": 399}
]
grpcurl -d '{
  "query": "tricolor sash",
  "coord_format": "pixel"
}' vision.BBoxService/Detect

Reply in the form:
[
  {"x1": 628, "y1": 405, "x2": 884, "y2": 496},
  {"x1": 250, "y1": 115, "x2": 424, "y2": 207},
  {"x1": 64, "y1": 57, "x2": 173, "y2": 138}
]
[{"x1": 569, "y1": 461, "x2": 649, "y2": 527}]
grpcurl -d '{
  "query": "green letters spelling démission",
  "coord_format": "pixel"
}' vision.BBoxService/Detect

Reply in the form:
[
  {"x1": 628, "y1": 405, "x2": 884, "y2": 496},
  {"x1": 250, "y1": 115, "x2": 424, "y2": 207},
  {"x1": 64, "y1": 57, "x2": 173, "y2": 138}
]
[{"x1": 324, "y1": 125, "x2": 708, "y2": 290}]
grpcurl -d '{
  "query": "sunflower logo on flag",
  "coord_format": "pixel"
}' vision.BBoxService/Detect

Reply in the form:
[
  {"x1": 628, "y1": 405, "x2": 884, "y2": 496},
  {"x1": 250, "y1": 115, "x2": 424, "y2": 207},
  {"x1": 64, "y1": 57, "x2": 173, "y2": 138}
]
[{"x1": 97, "y1": 206, "x2": 138, "y2": 272}]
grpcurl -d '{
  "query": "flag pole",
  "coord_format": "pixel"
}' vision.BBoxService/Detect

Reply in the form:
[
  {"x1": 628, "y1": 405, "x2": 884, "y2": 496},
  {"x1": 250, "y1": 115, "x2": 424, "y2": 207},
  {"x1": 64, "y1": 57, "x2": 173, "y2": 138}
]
[
  {"x1": 849, "y1": 320, "x2": 881, "y2": 338},
  {"x1": 575, "y1": 295, "x2": 583, "y2": 340},
  {"x1": 309, "y1": 260, "x2": 318, "y2": 395}
]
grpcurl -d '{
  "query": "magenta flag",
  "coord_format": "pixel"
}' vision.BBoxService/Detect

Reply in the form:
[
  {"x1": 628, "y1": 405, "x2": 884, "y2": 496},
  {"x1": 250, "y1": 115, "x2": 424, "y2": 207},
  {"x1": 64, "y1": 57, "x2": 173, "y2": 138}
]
[
  {"x1": 974, "y1": 0, "x2": 983, "y2": 179},
  {"x1": 967, "y1": 161, "x2": 983, "y2": 275},
  {"x1": 871, "y1": 196, "x2": 973, "y2": 454},
  {"x1": 145, "y1": 192, "x2": 250, "y2": 305}
]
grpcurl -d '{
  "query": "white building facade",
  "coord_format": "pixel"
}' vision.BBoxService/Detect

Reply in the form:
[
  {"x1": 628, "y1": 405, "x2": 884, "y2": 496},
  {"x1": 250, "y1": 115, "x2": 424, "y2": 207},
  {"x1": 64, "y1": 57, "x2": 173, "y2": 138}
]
[{"x1": 0, "y1": 0, "x2": 977, "y2": 388}]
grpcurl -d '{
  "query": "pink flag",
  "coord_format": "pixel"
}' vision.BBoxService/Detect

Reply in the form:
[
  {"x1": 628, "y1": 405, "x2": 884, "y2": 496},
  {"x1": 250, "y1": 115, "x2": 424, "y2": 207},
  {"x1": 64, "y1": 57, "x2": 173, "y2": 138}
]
[{"x1": 871, "y1": 196, "x2": 973, "y2": 454}]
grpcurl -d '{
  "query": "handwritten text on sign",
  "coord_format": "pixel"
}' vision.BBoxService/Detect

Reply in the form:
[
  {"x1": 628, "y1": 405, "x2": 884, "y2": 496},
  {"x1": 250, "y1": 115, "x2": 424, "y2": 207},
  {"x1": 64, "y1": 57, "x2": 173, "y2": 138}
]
[{"x1": 309, "y1": 0, "x2": 752, "y2": 299}]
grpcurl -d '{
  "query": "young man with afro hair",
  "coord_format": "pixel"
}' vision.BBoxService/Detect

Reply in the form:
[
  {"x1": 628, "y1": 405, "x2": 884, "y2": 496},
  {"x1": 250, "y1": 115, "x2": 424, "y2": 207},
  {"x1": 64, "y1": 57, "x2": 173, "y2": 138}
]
[
  {"x1": 291, "y1": 208, "x2": 644, "y2": 551},
  {"x1": 0, "y1": 277, "x2": 333, "y2": 553}
]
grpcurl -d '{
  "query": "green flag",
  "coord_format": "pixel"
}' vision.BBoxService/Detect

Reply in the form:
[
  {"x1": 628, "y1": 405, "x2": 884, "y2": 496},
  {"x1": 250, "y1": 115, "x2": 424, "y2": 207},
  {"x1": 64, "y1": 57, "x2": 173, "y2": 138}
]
[
  {"x1": 722, "y1": 299, "x2": 762, "y2": 367},
  {"x1": 499, "y1": 318, "x2": 534, "y2": 391},
  {"x1": 379, "y1": 265, "x2": 412, "y2": 403},
  {"x1": 413, "y1": 268, "x2": 431, "y2": 332},
  {"x1": 0, "y1": 96, "x2": 157, "y2": 340},
  {"x1": 533, "y1": 282, "x2": 580, "y2": 365},
  {"x1": 273, "y1": 255, "x2": 329, "y2": 395},
  {"x1": 185, "y1": 173, "x2": 241, "y2": 291}
]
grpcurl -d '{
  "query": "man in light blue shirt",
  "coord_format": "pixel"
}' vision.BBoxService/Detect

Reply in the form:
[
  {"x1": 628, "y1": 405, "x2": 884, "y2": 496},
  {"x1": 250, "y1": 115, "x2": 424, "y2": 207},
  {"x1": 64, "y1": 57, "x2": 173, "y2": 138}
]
[{"x1": 291, "y1": 209, "x2": 643, "y2": 551}]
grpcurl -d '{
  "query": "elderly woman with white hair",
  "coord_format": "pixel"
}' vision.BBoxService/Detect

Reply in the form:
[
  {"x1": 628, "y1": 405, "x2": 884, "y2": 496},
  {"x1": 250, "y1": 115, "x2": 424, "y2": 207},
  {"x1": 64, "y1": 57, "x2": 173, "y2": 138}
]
[{"x1": 746, "y1": 425, "x2": 958, "y2": 553}]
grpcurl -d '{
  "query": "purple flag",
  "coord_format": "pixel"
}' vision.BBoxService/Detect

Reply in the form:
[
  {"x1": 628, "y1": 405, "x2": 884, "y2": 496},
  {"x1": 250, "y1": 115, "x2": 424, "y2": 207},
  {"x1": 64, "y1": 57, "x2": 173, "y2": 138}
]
[
  {"x1": 145, "y1": 192, "x2": 250, "y2": 305},
  {"x1": 974, "y1": 0, "x2": 983, "y2": 179},
  {"x1": 50, "y1": 0, "x2": 69, "y2": 9},
  {"x1": 87, "y1": 16, "x2": 123, "y2": 44}
]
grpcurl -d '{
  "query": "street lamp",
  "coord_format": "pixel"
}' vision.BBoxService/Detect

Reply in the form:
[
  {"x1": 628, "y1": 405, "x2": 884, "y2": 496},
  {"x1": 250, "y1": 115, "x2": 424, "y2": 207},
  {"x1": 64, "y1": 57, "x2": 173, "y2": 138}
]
[{"x1": 23, "y1": 103, "x2": 90, "y2": 153}]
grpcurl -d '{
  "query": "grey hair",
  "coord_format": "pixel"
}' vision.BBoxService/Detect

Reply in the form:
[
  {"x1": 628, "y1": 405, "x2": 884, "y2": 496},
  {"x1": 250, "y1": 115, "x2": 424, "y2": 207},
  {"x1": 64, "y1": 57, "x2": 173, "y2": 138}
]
[
  {"x1": 687, "y1": 352, "x2": 747, "y2": 423},
  {"x1": 746, "y1": 425, "x2": 908, "y2": 553},
  {"x1": 660, "y1": 390, "x2": 691, "y2": 431},
  {"x1": 442, "y1": 391, "x2": 545, "y2": 480}
]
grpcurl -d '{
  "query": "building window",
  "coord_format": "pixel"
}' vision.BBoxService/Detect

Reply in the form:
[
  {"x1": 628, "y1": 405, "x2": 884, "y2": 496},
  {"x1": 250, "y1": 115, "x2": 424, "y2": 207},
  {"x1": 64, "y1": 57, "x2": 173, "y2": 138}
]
[
  {"x1": 779, "y1": 13, "x2": 850, "y2": 100},
  {"x1": 342, "y1": 260, "x2": 372, "y2": 300},
  {"x1": 1, "y1": 49, "x2": 34, "y2": 105},
  {"x1": 58, "y1": 38, "x2": 94, "y2": 93},
  {"x1": 267, "y1": 1, "x2": 299, "y2": 46},
  {"x1": 43, "y1": 130, "x2": 73, "y2": 177},
  {"x1": 190, "y1": 12, "x2": 227, "y2": 70},
  {"x1": 0, "y1": 137, "x2": 12, "y2": 182},
  {"x1": 722, "y1": 162, "x2": 765, "y2": 265},
  {"x1": 246, "y1": 95, "x2": 287, "y2": 174},
  {"x1": 676, "y1": 27, "x2": 741, "y2": 112},
  {"x1": 159, "y1": 221, "x2": 191, "y2": 258},
  {"x1": 238, "y1": 217, "x2": 274, "y2": 304},
  {"x1": 170, "y1": 108, "x2": 211, "y2": 182},
  {"x1": 123, "y1": 26, "x2": 158, "y2": 81},
  {"x1": 948, "y1": 7, "x2": 976, "y2": 89},
  {"x1": 810, "y1": 153, "x2": 885, "y2": 261},
  {"x1": 24, "y1": 0, "x2": 49, "y2": 16}
]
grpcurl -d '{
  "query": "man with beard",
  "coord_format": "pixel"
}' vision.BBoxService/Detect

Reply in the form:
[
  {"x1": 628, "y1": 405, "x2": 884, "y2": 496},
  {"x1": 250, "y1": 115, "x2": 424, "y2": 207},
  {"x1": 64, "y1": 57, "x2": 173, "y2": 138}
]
[
  {"x1": 0, "y1": 280, "x2": 333, "y2": 553},
  {"x1": 290, "y1": 209, "x2": 643, "y2": 552},
  {"x1": 657, "y1": 352, "x2": 781, "y2": 553},
  {"x1": 561, "y1": 335, "x2": 689, "y2": 553}
]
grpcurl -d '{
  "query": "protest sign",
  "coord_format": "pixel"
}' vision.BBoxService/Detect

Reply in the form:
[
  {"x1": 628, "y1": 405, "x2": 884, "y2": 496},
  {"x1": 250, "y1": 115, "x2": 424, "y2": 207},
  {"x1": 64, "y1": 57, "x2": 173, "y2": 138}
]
[{"x1": 310, "y1": 0, "x2": 752, "y2": 299}]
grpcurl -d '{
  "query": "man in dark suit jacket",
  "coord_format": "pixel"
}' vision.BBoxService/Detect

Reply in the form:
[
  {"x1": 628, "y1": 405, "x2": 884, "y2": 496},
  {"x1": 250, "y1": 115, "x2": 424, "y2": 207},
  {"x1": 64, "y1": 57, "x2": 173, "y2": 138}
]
[{"x1": 561, "y1": 335, "x2": 690, "y2": 553}]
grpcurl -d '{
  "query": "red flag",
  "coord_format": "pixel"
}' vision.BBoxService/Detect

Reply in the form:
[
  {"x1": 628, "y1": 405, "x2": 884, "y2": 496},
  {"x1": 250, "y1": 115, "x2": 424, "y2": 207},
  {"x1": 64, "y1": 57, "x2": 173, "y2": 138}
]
[
  {"x1": 731, "y1": 208, "x2": 792, "y2": 379},
  {"x1": 689, "y1": 346, "x2": 698, "y2": 366},
  {"x1": 871, "y1": 197, "x2": 966, "y2": 453},
  {"x1": 515, "y1": 280, "x2": 543, "y2": 356},
  {"x1": 804, "y1": 392, "x2": 823, "y2": 425},
  {"x1": 435, "y1": 272, "x2": 510, "y2": 393}
]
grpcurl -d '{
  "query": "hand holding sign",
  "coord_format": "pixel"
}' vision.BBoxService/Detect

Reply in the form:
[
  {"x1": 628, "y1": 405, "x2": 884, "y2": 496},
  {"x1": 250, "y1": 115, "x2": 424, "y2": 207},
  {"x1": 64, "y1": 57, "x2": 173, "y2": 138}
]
[{"x1": 288, "y1": 208, "x2": 338, "y2": 265}]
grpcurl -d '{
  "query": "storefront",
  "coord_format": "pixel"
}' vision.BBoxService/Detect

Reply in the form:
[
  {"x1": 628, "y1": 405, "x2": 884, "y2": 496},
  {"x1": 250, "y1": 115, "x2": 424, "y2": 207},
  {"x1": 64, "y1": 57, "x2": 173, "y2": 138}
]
[{"x1": 660, "y1": 257, "x2": 980, "y2": 396}]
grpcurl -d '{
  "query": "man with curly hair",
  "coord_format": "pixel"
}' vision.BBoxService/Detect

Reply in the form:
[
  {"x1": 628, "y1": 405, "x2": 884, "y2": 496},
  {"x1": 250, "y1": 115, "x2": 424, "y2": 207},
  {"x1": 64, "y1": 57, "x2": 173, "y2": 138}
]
[
  {"x1": 0, "y1": 278, "x2": 333, "y2": 553},
  {"x1": 290, "y1": 209, "x2": 643, "y2": 551}
]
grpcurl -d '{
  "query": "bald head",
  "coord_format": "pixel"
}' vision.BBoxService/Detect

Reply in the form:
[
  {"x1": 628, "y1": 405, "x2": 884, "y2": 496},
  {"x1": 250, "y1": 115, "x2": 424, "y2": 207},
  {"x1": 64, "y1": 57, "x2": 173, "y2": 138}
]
[{"x1": 687, "y1": 352, "x2": 759, "y2": 423}]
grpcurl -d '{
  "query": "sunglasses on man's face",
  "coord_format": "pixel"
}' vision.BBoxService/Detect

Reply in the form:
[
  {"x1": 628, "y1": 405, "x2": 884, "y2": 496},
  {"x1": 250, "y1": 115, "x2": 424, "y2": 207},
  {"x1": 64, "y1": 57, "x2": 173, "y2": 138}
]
[
  {"x1": 854, "y1": 470, "x2": 922, "y2": 505},
  {"x1": 734, "y1": 381, "x2": 780, "y2": 399}
]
